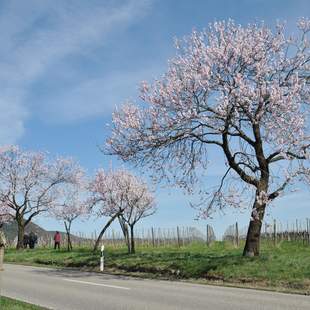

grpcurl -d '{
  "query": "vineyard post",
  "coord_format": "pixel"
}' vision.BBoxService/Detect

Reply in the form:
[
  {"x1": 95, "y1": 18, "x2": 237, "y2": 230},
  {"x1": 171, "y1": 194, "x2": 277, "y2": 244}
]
[
  {"x1": 150, "y1": 227, "x2": 154, "y2": 247},
  {"x1": 307, "y1": 218, "x2": 310, "y2": 245},
  {"x1": 177, "y1": 226, "x2": 181, "y2": 248},
  {"x1": 235, "y1": 222, "x2": 239, "y2": 248},
  {"x1": 286, "y1": 222, "x2": 289, "y2": 241},
  {"x1": 112, "y1": 229, "x2": 115, "y2": 248},
  {"x1": 273, "y1": 219, "x2": 277, "y2": 247},
  {"x1": 157, "y1": 228, "x2": 161, "y2": 247},
  {"x1": 296, "y1": 219, "x2": 299, "y2": 234}
]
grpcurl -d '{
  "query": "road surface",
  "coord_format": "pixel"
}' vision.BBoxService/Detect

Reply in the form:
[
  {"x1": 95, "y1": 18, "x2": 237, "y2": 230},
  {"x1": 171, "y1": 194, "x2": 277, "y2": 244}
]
[{"x1": 1, "y1": 264, "x2": 309, "y2": 310}]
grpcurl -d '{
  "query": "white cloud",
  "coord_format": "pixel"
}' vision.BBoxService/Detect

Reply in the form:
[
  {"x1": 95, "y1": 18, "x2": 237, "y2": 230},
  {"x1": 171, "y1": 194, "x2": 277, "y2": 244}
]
[
  {"x1": 39, "y1": 66, "x2": 163, "y2": 123},
  {"x1": 0, "y1": 0, "x2": 152, "y2": 143},
  {"x1": 0, "y1": 89, "x2": 27, "y2": 143}
]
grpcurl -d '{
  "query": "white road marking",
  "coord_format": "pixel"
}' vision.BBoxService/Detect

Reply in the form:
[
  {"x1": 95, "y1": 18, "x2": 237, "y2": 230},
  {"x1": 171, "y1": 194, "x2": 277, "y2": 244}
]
[{"x1": 63, "y1": 278, "x2": 131, "y2": 290}]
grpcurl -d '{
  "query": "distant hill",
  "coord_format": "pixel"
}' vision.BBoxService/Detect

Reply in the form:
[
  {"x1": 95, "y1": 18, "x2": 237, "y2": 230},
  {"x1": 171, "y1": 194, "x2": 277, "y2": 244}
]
[
  {"x1": 2, "y1": 221, "x2": 86, "y2": 246},
  {"x1": 2, "y1": 221, "x2": 48, "y2": 242}
]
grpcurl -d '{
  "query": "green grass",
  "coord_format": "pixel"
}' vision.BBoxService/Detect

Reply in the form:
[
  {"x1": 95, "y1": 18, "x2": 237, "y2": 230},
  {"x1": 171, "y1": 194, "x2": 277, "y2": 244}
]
[
  {"x1": 4, "y1": 241, "x2": 310, "y2": 294},
  {"x1": 0, "y1": 296, "x2": 48, "y2": 309}
]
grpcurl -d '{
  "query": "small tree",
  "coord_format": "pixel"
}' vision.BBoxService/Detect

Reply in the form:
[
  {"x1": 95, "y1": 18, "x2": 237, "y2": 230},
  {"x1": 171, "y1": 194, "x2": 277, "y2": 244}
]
[
  {"x1": 0, "y1": 145, "x2": 83, "y2": 249},
  {"x1": 52, "y1": 182, "x2": 88, "y2": 251},
  {"x1": 89, "y1": 168, "x2": 155, "y2": 252},
  {"x1": 89, "y1": 169, "x2": 130, "y2": 251},
  {"x1": 120, "y1": 189, "x2": 156, "y2": 254},
  {"x1": 107, "y1": 19, "x2": 310, "y2": 256}
]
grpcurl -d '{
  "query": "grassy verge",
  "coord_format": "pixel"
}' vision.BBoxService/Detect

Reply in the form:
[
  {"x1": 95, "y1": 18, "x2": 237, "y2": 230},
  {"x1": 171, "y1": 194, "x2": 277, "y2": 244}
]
[
  {"x1": 0, "y1": 296, "x2": 48, "y2": 309},
  {"x1": 4, "y1": 241, "x2": 310, "y2": 294}
]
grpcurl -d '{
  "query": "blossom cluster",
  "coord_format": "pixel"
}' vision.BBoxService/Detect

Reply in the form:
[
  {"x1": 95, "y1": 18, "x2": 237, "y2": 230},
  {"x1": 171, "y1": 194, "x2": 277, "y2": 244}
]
[
  {"x1": 88, "y1": 168, "x2": 155, "y2": 219},
  {"x1": 0, "y1": 145, "x2": 83, "y2": 223}
]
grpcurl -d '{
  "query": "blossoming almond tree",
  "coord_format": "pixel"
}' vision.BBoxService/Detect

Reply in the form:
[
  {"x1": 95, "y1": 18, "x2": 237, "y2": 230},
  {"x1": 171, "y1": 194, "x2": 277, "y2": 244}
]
[
  {"x1": 89, "y1": 168, "x2": 155, "y2": 252},
  {"x1": 51, "y1": 181, "x2": 88, "y2": 251},
  {"x1": 107, "y1": 19, "x2": 310, "y2": 257},
  {"x1": 120, "y1": 188, "x2": 156, "y2": 254},
  {"x1": 0, "y1": 145, "x2": 83, "y2": 249},
  {"x1": 89, "y1": 169, "x2": 132, "y2": 251}
]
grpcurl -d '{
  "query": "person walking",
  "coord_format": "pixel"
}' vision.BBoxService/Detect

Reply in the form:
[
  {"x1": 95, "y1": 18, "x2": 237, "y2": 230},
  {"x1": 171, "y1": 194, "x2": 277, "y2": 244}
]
[
  {"x1": 29, "y1": 232, "x2": 38, "y2": 249},
  {"x1": 54, "y1": 231, "x2": 61, "y2": 250},
  {"x1": 0, "y1": 226, "x2": 7, "y2": 271}
]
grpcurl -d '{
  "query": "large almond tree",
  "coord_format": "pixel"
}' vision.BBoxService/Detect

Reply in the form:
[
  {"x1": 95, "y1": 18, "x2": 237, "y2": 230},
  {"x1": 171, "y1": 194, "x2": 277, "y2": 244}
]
[
  {"x1": 107, "y1": 19, "x2": 310, "y2": 256},
  {"x1": 0, "y1": 145, "x2": 83, "y2": 249}
]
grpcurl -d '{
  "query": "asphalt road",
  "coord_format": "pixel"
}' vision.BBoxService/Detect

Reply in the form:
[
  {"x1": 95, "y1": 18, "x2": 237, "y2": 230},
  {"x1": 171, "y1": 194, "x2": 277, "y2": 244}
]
[{"x1": 1, "y1": 264, "x2": 309, "y2": 310}]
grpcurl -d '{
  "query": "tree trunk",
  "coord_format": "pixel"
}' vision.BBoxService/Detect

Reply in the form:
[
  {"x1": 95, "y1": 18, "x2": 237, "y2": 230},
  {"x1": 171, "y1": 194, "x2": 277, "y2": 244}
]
[
  {"x1": 125, "y1": 228, "x2": 130, "y2": 253},
  {"x1": 93, "y1": 212, "x2": 120, "y2": 252},
  {"x1": 118, "y1": 216, "x2": 130, "y2": 253},
  {"x1": 16, "y1": 220, "x2": 25, "y2": 250},
  {"x1": 65, "y1": 222, "x2": 72, "y2": 252},
  {"x1": 243, "y1": 200, "x2": 266, "y2": 257},
  {"x1": 68, "y1": 233, "x2": 72, "y2": 251},
  {"x1": 130, "y1": 225, "x2": 135, "y2": 254}
]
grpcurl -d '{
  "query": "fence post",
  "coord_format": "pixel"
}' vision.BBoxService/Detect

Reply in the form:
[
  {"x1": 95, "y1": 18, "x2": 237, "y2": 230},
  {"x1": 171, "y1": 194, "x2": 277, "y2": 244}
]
[
  {"x1": 177, "y1": 226, "x2": 181, "y2": 248},
  {"x1": 151, "y1": 227, "x2": 155, "y2": 248},
  {"x1": 296, "y1": 219, "x2": 299, "y2": 234},
  {"x1": 286, "y1": 222, "x2": 289, "y2": 241},
  {"x1": 112, "y1": 229, "x2": 115, "y2": 248},
  {"x1": 273, "y1": 219, "x2": 277, "y2": 247},
  {"x1": 307, "y1": 218, "x2": 310, "y2": 245},
  {"x1": 235, "y1": 222, "x2": 239, "y2": 247}
]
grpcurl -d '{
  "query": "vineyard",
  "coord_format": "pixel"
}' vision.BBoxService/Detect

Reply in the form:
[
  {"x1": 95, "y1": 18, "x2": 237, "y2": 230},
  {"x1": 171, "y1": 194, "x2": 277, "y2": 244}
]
[
  {"x1": 6, "y1": 218, "x2": 310, "y2": 250},
  {"x1": 223, "y1": 218, "x2": 310, "y2": 247}
]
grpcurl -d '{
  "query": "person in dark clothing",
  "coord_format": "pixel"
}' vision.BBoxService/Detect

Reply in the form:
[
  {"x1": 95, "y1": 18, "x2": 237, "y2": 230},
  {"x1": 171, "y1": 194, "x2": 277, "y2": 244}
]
[
  {"x1": 29, "y1": 232, "x2": 38, "y2": 249},
  {"x1": 54, "y1": 231, "x2": 61, "y2": 250},
  {"x1": 23, "y1": 234, "x2": 29, "y2": 248}
]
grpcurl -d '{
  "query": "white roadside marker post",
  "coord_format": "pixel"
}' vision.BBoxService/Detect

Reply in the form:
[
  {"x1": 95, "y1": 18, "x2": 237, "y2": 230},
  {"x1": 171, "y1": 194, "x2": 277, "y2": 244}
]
[{"x1": 100, "y1": 245, "x2": 105, "y2": 272}]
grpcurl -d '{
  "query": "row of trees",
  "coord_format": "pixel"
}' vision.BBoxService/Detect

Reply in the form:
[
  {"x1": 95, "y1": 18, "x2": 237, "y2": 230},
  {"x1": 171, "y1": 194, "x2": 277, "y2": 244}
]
[{"x1": 0, "y1": 146, "x2": 156, "y2": 253}]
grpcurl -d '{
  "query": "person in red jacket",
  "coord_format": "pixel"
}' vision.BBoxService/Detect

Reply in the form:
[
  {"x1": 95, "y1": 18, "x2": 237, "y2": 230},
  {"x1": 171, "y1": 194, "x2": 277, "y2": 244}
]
[{"x1": 54, "y1": 231, "x2": 61, "y2": 250}]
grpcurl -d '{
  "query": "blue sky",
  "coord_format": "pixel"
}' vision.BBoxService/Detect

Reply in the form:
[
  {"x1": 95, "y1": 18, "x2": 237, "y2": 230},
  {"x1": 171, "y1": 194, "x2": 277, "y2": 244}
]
[{"x1": 1, "y1": 0, "x2": 309, "y2": 238}]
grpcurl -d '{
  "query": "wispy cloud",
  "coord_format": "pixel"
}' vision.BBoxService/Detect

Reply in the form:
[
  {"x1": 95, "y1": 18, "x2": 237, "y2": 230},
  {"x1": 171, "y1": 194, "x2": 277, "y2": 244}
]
[
  {"x1": 38, "y1": 65, "x2": 163, "y2": 123},
  {"x1": 0, "y1": 0, "x2": 152, "y2": 143}
]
